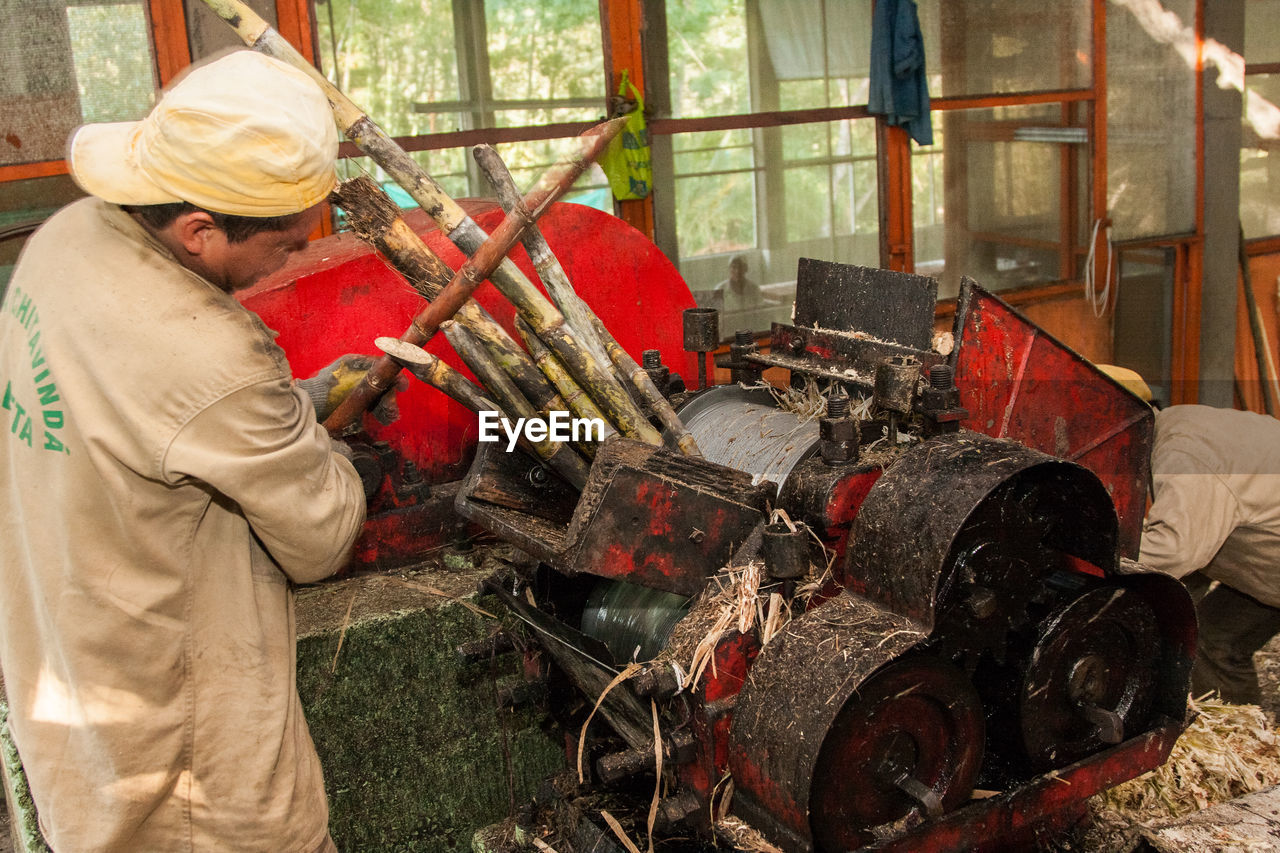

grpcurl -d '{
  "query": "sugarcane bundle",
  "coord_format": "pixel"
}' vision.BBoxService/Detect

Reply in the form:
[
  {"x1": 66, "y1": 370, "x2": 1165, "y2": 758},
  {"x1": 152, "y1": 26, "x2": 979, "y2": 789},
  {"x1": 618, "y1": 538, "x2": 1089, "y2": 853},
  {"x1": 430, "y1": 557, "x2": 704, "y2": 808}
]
[
  {"x1": 200, "y1": 0, "x2": 670, "y2": 449},
  {"x1": 472, "y1": 145, "x2": 701, "y2": 458},
  {"x1": 199, "y1": 0, "x2": 702, "y2": 488}
]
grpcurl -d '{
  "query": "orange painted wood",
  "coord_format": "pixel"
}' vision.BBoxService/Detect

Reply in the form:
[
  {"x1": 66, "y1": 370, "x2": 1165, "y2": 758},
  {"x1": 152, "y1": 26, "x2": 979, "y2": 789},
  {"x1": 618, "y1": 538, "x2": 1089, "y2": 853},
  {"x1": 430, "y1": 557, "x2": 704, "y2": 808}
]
[
  {"x1": 149, "y1": 0, "x2": 192, "y2": 85},
  {"x1": 878, "y1": 124, "x2": 913, "y2": 272},
  {"x1": 0, "y1": 161, "x2": 69, "y2": 182},
  {"x1": 274, "y1": 0, "x2": 315, "y2": 64},
  {"x1": 1168, "y1": 0, "x2": 1206, "y2": 405},
  {"x1": 600, "y1": 0, "x2": 654, "y2": 239}
]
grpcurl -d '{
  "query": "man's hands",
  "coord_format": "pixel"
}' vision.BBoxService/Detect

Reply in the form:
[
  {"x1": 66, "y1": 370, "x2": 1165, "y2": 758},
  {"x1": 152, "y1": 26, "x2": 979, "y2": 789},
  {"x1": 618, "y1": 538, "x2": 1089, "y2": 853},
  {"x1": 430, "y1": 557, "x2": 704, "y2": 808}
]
[{"x1": 297, "y1": 354, "x2": 406, "y2": 425}]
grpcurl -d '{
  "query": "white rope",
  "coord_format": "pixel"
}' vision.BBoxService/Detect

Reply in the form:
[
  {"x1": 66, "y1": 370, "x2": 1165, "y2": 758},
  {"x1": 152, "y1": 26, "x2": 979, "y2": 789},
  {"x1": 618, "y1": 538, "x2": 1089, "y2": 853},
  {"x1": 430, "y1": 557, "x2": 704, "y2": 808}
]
[{"x1": 1084, "y1": 217, "x2": 1114, "y2": 318}]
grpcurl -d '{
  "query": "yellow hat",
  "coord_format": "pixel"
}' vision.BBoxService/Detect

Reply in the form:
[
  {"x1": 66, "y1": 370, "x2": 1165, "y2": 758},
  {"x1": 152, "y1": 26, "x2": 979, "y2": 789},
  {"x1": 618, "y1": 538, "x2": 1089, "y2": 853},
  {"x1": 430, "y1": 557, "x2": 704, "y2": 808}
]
[
  {"x1": 68, "y1": 51, "x2": 338, "y2": 217},
  {"x1": 1096, "y1": 364, "x2": 1153, "y2": 402}
]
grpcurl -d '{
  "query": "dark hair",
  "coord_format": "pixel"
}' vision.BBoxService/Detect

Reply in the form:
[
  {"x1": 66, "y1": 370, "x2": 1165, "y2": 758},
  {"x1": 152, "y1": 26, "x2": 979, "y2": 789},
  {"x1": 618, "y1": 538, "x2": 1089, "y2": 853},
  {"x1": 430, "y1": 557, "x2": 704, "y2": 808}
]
[{"x1": 123, "y1": 202, "x2": 297, "y2": 244}]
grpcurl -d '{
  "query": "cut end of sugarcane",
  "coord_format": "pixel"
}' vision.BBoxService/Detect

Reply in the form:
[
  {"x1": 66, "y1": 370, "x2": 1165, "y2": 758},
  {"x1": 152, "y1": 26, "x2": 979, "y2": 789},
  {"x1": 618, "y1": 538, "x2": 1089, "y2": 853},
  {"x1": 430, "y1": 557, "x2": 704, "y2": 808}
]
[{"x1": 376, "y1": 336, "x2": 433, "y2": 365}]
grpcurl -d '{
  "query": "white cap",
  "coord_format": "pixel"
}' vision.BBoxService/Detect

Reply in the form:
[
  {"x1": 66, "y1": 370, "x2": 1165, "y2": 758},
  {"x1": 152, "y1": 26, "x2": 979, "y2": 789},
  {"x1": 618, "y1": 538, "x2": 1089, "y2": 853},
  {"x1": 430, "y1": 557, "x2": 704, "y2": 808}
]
[{"x1": 68, "y1": 51, "x2": 338, "y2": 217}]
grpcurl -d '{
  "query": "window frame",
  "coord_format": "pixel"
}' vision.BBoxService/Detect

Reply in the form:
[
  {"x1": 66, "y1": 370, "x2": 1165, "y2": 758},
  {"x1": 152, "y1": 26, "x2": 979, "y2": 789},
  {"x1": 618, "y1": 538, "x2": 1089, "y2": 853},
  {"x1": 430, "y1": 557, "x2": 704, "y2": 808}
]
[{"x1": 0, "y1": 0, "x2": 1213, "y2": 402}]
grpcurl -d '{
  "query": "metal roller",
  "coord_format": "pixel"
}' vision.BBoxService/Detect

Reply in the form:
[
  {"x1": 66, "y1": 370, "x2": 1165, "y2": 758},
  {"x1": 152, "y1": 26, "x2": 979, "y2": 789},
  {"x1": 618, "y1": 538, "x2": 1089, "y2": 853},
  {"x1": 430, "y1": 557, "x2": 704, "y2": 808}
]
[
  {"x1": 580, "y1": 579, "x2": 692, "y2": 665},
  {"x1": 673, "y1": 385, "x2": 820, "y2": 495},
  {"x1": 1016, "y1": 584, "x2": 1161, "y2": 770},
  {"x1": 727, "y1": 593, "x2": 933, "y2": 853},
  {"x1": 809, "y1": 657, "x2": 985, "y2": 853}
]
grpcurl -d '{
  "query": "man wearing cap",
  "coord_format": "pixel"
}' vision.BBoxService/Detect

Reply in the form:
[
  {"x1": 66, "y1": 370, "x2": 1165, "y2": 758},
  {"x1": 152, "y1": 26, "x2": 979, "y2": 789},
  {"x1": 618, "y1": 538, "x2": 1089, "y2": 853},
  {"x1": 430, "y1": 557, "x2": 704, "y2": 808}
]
[
  {"x1": 1139, "y1": 404, "x2": 1280, "y2": 705},
  {"x1": 0, "y1": 51, "x2": 364, "y2": 852}
]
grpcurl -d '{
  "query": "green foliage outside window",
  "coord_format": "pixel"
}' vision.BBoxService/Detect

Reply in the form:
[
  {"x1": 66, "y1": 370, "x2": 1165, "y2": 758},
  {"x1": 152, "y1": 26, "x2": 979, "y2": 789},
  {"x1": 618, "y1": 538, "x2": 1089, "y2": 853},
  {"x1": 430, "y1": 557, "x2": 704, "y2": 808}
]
[{"x1": 67, "y1": 4, "x2": 155, "y2": 123}]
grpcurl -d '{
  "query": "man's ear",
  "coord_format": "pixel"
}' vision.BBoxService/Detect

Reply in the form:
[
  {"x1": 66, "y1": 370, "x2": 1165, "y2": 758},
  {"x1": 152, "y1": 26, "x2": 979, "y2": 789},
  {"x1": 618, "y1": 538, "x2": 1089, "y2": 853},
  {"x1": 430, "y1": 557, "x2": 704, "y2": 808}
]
[{"x1": 171, "y1": 210, "x2": 220, "y2": 257}]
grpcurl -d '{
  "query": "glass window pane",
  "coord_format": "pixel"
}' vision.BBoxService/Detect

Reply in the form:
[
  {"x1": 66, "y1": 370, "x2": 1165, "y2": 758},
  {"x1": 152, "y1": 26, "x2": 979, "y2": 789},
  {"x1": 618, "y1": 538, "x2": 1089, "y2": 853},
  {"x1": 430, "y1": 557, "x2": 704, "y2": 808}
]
[
  {"x1": 492, "y1": 106, "x2": 604, "y2": 128},
  {"x1": 67, "y1": 4, "x2": 155, "y2": 123},
  {"x1": 666, "y1": 0, "x2": 750, "y2": 118},
  {"x1": 319, "y1": 0, "x2": 605, "y2": 205},
  {"x1": 486, "y1": 0, "x2": 603, "y2": 105},
  {"x1": 1107, "y1": 0, "x2": 1197, "y2": 240},
  {"x1": 1, "y1": 0, "x2": 157, "y2": 166},
  {"x1": 318, "y1": 0, "x2": 461, "y2": 137},
  {"x1": 675, "y1": 172, "x2": 755, "y2": 257},
  {"x1": 778, "y1": 79, "x2": 828, "y2": 112},
  {"x1": 851, "y1": 160, "x2": 878, "y2": 234},
  {"x1": 913, "y1": 105, "x2": 1084, "y2": 299},
  {"x1": 674, "y1": 128, "x2": 753, "y2": 172},
  {"x1": 1242, "y1": 73, "x2": 1280, "y2": 239},
  {"x1": 1242, "y1": 0, "x2": 1280, "y2": 240},
  {"x1": 781, "y1": 123, "x2": 829, "y2": 160},
  {"x1": 761, "y1": 0, "x2": 873, "y2": 109},
  {"x1": 1112, "y1": 247, "x2": 1174, "y2": 407},
  {"x1": 785, "y1": 165, "x2": 832, "y2": 241},
  {"x1": 674, "y1": 115, "x2": 881, "y2": 340},
  {"x1": 916, "y1": 0, "x2": 1091, "y2": 97}
]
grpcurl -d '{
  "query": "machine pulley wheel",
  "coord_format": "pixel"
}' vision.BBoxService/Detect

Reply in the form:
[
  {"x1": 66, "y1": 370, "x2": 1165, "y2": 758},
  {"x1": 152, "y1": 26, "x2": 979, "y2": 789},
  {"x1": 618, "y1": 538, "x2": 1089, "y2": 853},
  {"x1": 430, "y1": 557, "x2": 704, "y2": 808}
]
[
  {"x1": 1019, "y1": 585, "x2": 1159, "y2": 770},
  {"x1": 809, "y1": 657, "x2": 984, "y2": 852}
]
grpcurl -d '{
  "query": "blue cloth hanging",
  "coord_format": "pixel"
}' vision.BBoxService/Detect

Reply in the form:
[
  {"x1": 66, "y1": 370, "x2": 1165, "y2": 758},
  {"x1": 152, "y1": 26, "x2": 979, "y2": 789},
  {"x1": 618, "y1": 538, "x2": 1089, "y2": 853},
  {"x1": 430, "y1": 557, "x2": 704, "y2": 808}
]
[{"x1": 869, "y1": 0, "x2": 933, "y2": 146}]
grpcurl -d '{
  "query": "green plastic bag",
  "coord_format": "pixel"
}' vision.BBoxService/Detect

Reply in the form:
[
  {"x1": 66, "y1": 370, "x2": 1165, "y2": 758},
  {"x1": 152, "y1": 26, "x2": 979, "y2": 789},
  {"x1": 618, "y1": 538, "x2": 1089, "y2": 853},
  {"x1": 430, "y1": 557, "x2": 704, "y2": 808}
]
[{"x1": 600, "y1": 71, "x2": 651, "y2": 201}]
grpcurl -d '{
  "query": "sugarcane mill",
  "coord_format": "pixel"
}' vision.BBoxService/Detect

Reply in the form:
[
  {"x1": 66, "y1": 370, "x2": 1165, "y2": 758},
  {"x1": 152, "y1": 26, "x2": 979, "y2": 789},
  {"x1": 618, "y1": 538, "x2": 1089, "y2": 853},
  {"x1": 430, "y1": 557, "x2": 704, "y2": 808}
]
[{"x1": 190, "y1": 2, "x2": 1199, "y2": 851}]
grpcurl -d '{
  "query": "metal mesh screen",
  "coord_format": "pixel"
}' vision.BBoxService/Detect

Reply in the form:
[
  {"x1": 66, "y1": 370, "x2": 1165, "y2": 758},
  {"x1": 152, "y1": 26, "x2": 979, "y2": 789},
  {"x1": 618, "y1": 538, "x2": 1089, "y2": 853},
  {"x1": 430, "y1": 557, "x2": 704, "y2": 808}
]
[
  {"x1": 1106, "y1": 0, "x2": 1198, "y2": 241},
  {"x1": 0, "y1": 0, "x2": 157, "y2": 166}
]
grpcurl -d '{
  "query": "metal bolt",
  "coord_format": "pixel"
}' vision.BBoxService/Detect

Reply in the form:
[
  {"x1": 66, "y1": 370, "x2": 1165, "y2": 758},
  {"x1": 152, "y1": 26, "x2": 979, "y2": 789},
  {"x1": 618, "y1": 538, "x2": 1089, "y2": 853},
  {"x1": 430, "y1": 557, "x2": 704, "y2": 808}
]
[
  {"x1": 642, "y1": 349, "x2": 662, "y2": 369},
  {"x1": 930, "y1": 363, "x2": 954, "y2": 390},
  {"x1": 826, "y1": 394, "x2": 850, "y2": 419},
  {"x1": 735, "y1": 329, "x2": 754, "y2": 345}
]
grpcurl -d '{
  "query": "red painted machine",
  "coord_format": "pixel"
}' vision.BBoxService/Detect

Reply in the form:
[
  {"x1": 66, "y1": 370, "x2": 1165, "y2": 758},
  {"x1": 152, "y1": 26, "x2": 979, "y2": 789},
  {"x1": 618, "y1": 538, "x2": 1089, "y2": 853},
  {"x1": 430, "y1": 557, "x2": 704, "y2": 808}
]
[{"x1": 243, "y1": 206, "x2": 1194, "y2": 853}]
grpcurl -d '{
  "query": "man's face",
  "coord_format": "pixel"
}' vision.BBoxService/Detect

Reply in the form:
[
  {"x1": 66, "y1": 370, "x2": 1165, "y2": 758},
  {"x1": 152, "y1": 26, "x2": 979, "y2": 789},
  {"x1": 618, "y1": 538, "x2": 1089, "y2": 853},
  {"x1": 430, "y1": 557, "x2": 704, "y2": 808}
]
[{"x1": 200, "y1": 204, "x2": 323, "y2": 292}]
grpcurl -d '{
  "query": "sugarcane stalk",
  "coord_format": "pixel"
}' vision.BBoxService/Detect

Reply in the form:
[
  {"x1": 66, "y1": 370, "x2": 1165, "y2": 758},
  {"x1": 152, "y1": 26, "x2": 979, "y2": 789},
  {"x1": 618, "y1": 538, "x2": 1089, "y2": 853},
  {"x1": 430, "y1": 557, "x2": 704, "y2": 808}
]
[
  {"x1": 472, "y1": 145, "x2": 702, "y2": 458},
  {"x1": 414, "y1": 326, "x2": 590, "y2": 490},
  {"x1": 444, "y1": 323, "x2": 591, "y2": 489},
  {"x1": 473, "y1": 145, "x2": 609, "y2": 364},
  {"x1": 584, "y1": 314, "x2": 702, "y2": 457},
  {"x1": 332, "y1": 177, "x2": 607, "y2": 460},
  {"x1": 199, "y1": 0, "x2": 661, "y2": 447},
  {"x1": 514, "y1": 317, "x2": 616, "y2": 452},
  {"x1": 375, "y1": 337, "x2": 497, "y2": 414},
  {"x1": 375, "y1": 336, "x2": 587, "y2": 483},
  {"x1": 321, "y1": 129, "x2": 614, "y2": 433},
  {"x1": 331, "y1": 176, "x2": 568, "y2": 418}
]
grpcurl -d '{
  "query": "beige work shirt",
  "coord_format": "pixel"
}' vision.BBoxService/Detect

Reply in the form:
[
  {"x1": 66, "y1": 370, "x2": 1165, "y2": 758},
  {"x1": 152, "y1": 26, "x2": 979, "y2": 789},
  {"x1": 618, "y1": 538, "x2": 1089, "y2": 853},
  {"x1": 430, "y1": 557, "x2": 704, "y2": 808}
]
[
  {"x1": 0, "y1": 198, "x2": 365, "y2": 852},
  {"x1": 1139, "y1": 404, "x2": 1280, "y2": 608}
]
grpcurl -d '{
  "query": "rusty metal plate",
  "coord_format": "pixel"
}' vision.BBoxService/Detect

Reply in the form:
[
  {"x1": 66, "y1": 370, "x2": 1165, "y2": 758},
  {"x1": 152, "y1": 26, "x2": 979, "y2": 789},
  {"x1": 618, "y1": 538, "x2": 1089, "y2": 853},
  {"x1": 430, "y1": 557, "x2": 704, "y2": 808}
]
[{"x1": 952, "y1": 279, "x2": 1154, "y2": 559}]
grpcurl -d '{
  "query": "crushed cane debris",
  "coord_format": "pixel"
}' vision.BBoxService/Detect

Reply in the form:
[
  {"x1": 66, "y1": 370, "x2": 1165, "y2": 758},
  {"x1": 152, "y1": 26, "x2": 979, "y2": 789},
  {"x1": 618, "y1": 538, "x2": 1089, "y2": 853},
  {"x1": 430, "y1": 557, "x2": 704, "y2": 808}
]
[{"x1": 1096, "y1": 695, "x2": 1280, "y2": 821}]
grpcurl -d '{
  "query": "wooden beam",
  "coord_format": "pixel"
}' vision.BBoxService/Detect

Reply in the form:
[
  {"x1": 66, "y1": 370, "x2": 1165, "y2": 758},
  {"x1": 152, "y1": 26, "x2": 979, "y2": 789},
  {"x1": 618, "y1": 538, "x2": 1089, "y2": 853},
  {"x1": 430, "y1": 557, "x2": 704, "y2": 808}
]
[
  {"x1": 0, "y1": 161, "x2": 69, "y2": 183},
  {"x1": 600, "y1": 0, "x2": 654, "y2": 239},
  {"x1": 877, "y1": 124, "x2": 914, "y2": 273},
  {"x1": 274, "y1": 0, "x2": 315, "y2": 65},
  {"x1": 148, "y1": 0, "x2": 192, "y2": 85}
]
